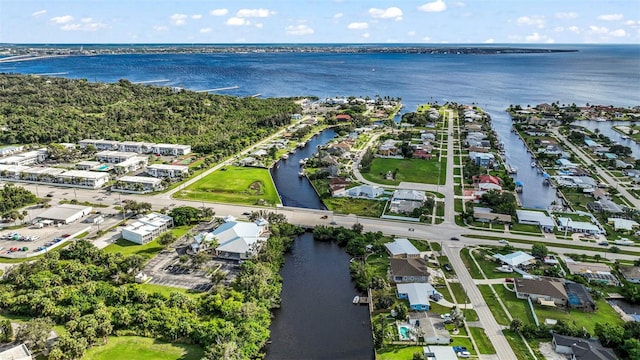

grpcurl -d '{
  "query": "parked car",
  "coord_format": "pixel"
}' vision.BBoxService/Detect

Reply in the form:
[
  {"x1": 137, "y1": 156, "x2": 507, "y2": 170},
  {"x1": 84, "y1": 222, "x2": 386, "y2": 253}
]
[
  {"x1": 430, "y1": 293, "x2": 443, "y2": 301},
  {"x1": 498, "y1": 239, "x2": 509, "y2": 244},
  {"x1": 320, "y1": 215, "x2": 328, "y2": 219},
  {"x1": 450, "y1": 237, "x2": 460, "y2": 241},
  {"x1": 61, "y1": 234, "x2": 71, "y2": 238},
  {"x1": 242, "y1": 212, "x2": 251, "y2": 216},
  {"x1": 457, "y1": 351, "x2": 471, "y2": 358},
  {"x1": 329, "y1": 221, "x2": 337, "y2": 225},
  {"x1": 505, "y1": 278, "x2": 514, "y2": 283},
  {"x1": 443, "y1": 263, "x2": 452, "y2": 272}
]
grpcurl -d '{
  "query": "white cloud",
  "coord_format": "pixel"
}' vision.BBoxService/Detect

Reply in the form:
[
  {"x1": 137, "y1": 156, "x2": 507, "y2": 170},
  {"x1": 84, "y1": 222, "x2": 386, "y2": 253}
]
[
  {"x1": 407, "y1": 31, "x2": 416, "y2": 36},
  {"x1": 484, "y1": 38, "x2": 495, "y2": 43},
  {"x1": 422, "y1": 36, "x2": 431, "y2": 41},
  {"x1": 418, "y1": 0, "x2": 447, "y2": 13},
  {"x1": 452, "y1": 2, "x2": 466, "y2": 7},
  {"x1": 555, "y1": 12, "x2": 578, "y2": 19},
  {"x1": 210, "y1": 9, "x2": 228, "y2": 16},
  {"x1": 170, "y1": 14, "x2": 188, "y2": 26},
  {"x1": 32, "y1": 10, "x2": 47, "y2": 17},
  {"x1": 362, "y1": 33, "x2": 370, "y2": 38},
  {"x1": 153, "y1": 25, "x2": 168, "y2": 32},
  {"x1": 568, "y1": 26, "x2": 580, "y2": 33},
  {"x1": 598, "y1": 14, "x2": 623, "y2": 21},
  {"x1": 237, "y1": 9, "x2": 274, "y2": 18},
  {"x1": 589, "y1": 25, "x2": 609, "y2": 34},
  {"x1": 226, "y1": 17, "x2": 248, "y2": 26},
  {"x1": 369, "y1": 7, "x2": 403, "y2": 21},
  {"x1": 50, "y1": 15, "x2": 74, "y2": 24},
  {"x1": 255, "y1": 23, "x2": 263, "y2": 28},
  {"x1": 286, "y1": 24, "x2": 314, "y2": 35},
  {"x1": 199, "y1": 28, "x2": 212, "y2": 33},
  {"x1": 334, "y1": 13, "x2": 344, "y2": 19},
  {"x1": 191, "y1": 14, "x2": 202, "y2": 20},
  {"x1": 517, "y1": 16, "x2": 545, "y2": 28},
  {"x1": 60, "y1": 21, "x2": 106, "y2": 32},
  {"x1": 625, "y1": 20, "x2": 637, "y2": 26},
  {"x1": 610, "y1": 29, "x2": 627, "y2": 37},
  {"x1": 81, "y1": 17, "x2": 92, "y2": 23},
  {"x1": 525, "y1": 32, "x2": 549, "y2": 42},
  {"x1": 347, "y1": 22, "x2": 368, "y2": 30}
]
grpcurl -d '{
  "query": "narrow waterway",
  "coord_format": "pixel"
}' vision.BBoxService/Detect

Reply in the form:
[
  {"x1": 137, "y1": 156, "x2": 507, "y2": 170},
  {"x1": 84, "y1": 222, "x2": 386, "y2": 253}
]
[
  {"x1": 574, "y1": 120, "x2": 640, "y2": 158},
  {"x1": 266, "y1": 233, "x2": 373, "y2": 359},
  {"x1": 486, "y1": 105, "x2": 560, "y2": 209},
  {"x1": 270, "y1": 129, "x2": 336, "y2": 209}
]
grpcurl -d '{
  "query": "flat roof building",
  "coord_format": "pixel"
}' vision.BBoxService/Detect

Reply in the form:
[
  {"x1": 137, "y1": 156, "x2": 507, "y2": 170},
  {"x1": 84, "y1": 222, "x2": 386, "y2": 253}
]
[
  {"x1": 396, "y1": 283, "x2": 436, "y2": 311},
  {"x1": 56, "y1": 170, "x2": 110, "y2": 189},
  {"x1": 79, "y1": 139, "x2": 120, "y2": 151},
  {"x1": 152, "y1": 144, "x2": 191, "y2": 156},
  {"x1": 384, "y1": 238, "x2": 420, "y2": 259},
  {"x1": 114, "y1": 176, "x2": 163, "y2": 193},
  {"x1": 37, "y1": 204, "x2": 92, "y2": 224},
  {"x1": 146, "y1": 164, "x2": 189, "y2": 178},
  {"x1": 122, "y1": 212, "x2": 173, "y2": 245},
  {"x1": 0, "y1": 149, "x2": 47, "y2": 166},
  {"x1": 96, "y1": 150, "x2": 138, "y2": 164},
  {"x1": 493, "y1": 251, "x2": 536, "y2": 267},
  {"x1": 114, "y1": 156, "x2": 149, "y2": 174},
  {"x1": 118, "y1": 141, "x2": 156, "y2": 154},
  {"x1": 516, "y1": 210, "x2": 556, "y2": 230}
]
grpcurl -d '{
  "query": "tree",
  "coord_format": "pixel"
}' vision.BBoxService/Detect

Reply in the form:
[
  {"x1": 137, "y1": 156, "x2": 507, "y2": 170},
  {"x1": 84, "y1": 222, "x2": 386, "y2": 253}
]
[
  {"x1": 193, "y1": 251, "x2": 209, "y2": 268},
  {"x1": 593, "y1": 254, "x2": 602, "y2": 263},
  {"x1": 412, "y1": 352, "x2": 424, "y2": 360},
  {"x1": 531, "y1": 243, "x2": 548, "y2": 259},
  {"x1": 351, "y1": 222, "x2": 364, "y2": 234},
  {"x1": 158, "y1": 232, "x2": 177, "y2": 246},
  {"x1": 169, "y1": 206, "x2": 202, "y2": 226},
  {"x1": 0, "y1": 319, "x2": 13, "y2": 342},
  {"x1": 594, "y1": 323, "x2": 625, "y2": 348},
  {"x1": 15, "y1": 317, "x2": 54, "y2": 352},
  {"x1": 510, "y1": 319, "x2": 523, "y2": 333},
  {"x1": 393, "y1": 302, "x2": 408, "y2": 320}
]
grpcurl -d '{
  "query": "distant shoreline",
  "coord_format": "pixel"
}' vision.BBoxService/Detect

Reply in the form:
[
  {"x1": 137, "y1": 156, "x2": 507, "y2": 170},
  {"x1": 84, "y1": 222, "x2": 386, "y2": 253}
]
[{"x1": 0, "y1": 44, "x2": 578, "y2": 58}]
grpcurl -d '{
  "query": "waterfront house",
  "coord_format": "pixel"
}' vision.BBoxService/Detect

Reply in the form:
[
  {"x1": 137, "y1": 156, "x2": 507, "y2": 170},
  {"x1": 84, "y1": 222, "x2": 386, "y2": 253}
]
[
  {"x1": 516, "y1": 210, "x2": 556, "y2": 232},
  {"x1": 514, "y1": 277, "x2": 568, "y2": 307},
  {"x1": 212, "y1": 219, "x2": 269, "y2": 261},
  {"x1": 619, "y1": 265, "x2": 640, "y2": 284},
  {"x1": 389, "y1": 258, "x2": 429, "y2": 283},
  {"x1": 552, "y1": 333, "x2": 617, "y2": 360},
  {"x1": 557, "y1": 217, "x2": 603, "y2": 235},
  {"x1": 384, "y1": 238, "x2": 420, "y2": 259},
  {"x1": 565, "y1": 282, "x2": 596, "y2": 312},
  {"x1": 335, "y1": 184, "x2": 384, "y2": 199},
  {"x1": 468, "y1": 152, "x2": 495, "y2": 167},
  {"x1": 565, "y1": 259, "x2": 619, "y2": 286},
  {"x1": 396, "y1": 283, "x2": 436, "y2": 311}
]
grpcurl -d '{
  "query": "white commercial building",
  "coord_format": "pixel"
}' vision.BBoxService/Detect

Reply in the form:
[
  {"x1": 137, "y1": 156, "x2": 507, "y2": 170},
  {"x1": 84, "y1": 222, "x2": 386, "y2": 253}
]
[
  {"x1": 213, "y1": 219, "x2": 269, "y2": 261},
  {"x1": 20, "y1": 167, "x2": 66, "y2": 182},
  {"x1": 0, "y1": 145, "x2": 25, "y2": 157},
  {"x1": 38, "y1": 204, "x2": 92, "y2": 224},
  {"x1": 76, "y1": 161, "x2": 102, "y2": 171},
  {"x1": 56, "y1": 170, "x2": 110, "y2": 189},
  {"x1": 96, "y1": 150, "x2": 138, "y2": 164},
  {"x1": 118, "y1": 141, "x2": 156, "y2": 154},
  {"x1": 152, "y1": 144, "x2": 191, "y2": 156},
  {"x1": 122, "y1": 212, "x2": 174, "y2": 245},
  {"x1": 557, "y1": 217, "x2": 604, "y2": 235},
  {"x1": 146, "y1": 164, "x2": 189, "y2": 178},
  {"x1": 0, "y1": 164, "x2": 30, "y2": 180},
  {"x1": 0, "y1": 149, "x2": 47, "y2": 166},
  {"x1": 516, "y1": 209, "x2": 556, "y2": 231},
  {"x1": 115, "y1": 176, "x2": 163, "y2": 193}
]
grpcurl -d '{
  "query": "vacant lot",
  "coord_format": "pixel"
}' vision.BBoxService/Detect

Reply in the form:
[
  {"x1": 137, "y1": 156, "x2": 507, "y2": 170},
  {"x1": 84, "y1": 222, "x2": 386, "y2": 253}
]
[
  {"x1": 176, "y1": 166, "x2": 280, "y2": 206},
  {"x1": 362, "y1": 158, "x2": 446, "y2": 185},
  {"x1": 83, "y1": 336, "x2": 203, "y2": 360}
]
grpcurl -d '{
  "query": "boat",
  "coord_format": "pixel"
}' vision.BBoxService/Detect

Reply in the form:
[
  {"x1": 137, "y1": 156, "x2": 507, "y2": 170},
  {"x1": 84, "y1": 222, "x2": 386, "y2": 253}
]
[
  {"x1": 621, "y1": 135, "x2": 629, "y2": 140},
  {"x1": 515, "y1": 181, "x2": 524, "y2": 193},
  {"x1": 353, "y1": 296, "x2": 360, "y2": 304},
  {"x1": 298, "y1": 171, "x2": 304, "y2": 177},
  {"x1": 299, "y1": 159, "x2": 305, "y2": 165},
  {"x1": 289, "y1": 149, "x2": 296, "y2": 154},
  {"x1": 281, "y1": 154, "x2": 289, "y2": 160},
  {"x1": 530, "y1": 161, "x2": 536, "y2": 167}
]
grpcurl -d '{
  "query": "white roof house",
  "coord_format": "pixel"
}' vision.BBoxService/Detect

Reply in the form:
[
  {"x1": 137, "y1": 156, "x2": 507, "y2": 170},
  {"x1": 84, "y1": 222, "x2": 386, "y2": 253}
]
[
  {"x1": 392, "y1": 189, "x2": 426, "y2": 202},
  {"x1": 557, "y1": 217, "x2": 603, "y2": 234},
  {"x1": 384, "y1": 238, "x2": 420, "y2": 258},
  {"x1": 213, "y1": 220, "x2": 269, "y2": 261},
  {"x1": 516, "y1": 210, "x2": 556, "y2": 229},
  {"x1": 0, "y1": 343, "x2": 32, "y2": 360},
  {"x1": 493, "y1": 251, "x2": 536, "y2": 267},
  {"x1": 56, "y1": 170, "x2": 110, "y2": 189},
  {"x1": 423, "y1": 346, "x2": 457, "y2": 360},
  {"x1": 38, "y1": 204, "x2": 92, "y2": 224},
  {"x1": 342, "y1": 185, "x2": 384, "y2": 199},
  {"x1": 115, "y1": 176, "x2": 163, "y2": 193},
  {"x1": 396, "y1": 283, "x2": 435, "y2": 310},
  {"x1": 609, "y1": 218, "x2": 639, "y2": 231}
]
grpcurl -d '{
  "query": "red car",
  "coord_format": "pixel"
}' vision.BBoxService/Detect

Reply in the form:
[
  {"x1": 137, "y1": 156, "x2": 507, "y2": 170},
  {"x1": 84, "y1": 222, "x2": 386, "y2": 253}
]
[{"x1": 61, "y1": 234, "x2": 71, "y2": 238}]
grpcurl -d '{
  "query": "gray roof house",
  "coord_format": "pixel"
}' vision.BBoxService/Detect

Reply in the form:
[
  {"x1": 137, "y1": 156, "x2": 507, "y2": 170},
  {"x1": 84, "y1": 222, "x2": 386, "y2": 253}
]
[
  {"x1": 552, "y1": 333, "x2": 617, "y2": 360},
  {"x1": 213, "y1": 220, "x2": 269, "y2": 261},
  {"x1": 389, "y1": 258, "x2": 429, "y2": 283},
  {"x1": 619, "y1": 265, "x2": 640, "y2": 284},
  {"x1": 514, "y1": 277, "x2": 568, "y2": 307}
]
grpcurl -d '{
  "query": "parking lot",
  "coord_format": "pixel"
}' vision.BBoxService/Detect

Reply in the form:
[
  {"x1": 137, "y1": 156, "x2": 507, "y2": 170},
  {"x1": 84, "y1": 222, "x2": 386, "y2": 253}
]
[{"x1": 0, "y1": 221, "x2": 90, "y2": 257}]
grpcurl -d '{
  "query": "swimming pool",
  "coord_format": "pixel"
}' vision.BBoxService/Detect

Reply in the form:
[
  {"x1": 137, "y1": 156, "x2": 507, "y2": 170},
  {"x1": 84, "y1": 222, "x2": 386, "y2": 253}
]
[
  {"x1": 97, "y1": 165, "x2": 110, "y2": 171},
  {"x1": 399, "y1": 326, "x2": 411, "y2": 340}
]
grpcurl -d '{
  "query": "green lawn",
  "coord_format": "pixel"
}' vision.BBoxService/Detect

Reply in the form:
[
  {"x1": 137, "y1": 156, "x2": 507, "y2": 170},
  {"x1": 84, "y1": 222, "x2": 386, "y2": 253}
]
[
  {"x1": 137, "y1": 283, "x2": 198, "y2": 299},
  {"x1": 362, "y1": 158, "x2": 446, "y2": 185},
  {"x1": 175, "y1": 166, "x2": 280, "y2": 206},
  {"x1": 509, "y1": 223, "x2": 541, "y2": 233},
  {"x1": 532, "y1": 299, "x2": 623, "y2": 333},
  {"x1": 323, "y1": 197, "x2": 386, "y2": 217},
  {"x1": 493, "y1": 285, "x2": 535, "y2": 325},
  {"x1": 469, "y1": 327, "x2": 496, "y2": 355},
  {"x1": 103, "y1": 225, "x2": 191, "y2": 260},
  {"x1": 460, "y1": 248, "x2": 483, "y2": 279},
  {"x1": 377, "y1": 345, "x2": 424, "y2": 360},
  {"x1": 449, "y1": 282, "x2": 469, "y2": 304},
  {"x1": 409, "y1": 239, "x2": 430, "y2": 251},
  {"x1": 366, "y1": 252, "x2": 390, "y2": 278},
  {"x1": 478, "y1": 285, "x2": 510, "y2": 326},
  {"x1": 503, "y1": 330, "x2": 537, "y2": 360},
  {"x1": 83, "y1": 336, "x2": 203, "y2": 360},
  {"x1": 463, "y1": 308, "x2": 479, "y2": 322}
]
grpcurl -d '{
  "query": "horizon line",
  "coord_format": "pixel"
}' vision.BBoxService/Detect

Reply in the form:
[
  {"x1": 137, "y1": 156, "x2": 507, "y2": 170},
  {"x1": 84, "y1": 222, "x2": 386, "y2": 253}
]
[{"x1": 1, "y1": 42, "x2": 638, "y2": 46}]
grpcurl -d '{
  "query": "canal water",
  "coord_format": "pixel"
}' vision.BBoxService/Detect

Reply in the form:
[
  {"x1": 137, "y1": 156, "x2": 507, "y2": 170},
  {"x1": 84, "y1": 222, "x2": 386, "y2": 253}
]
[
  {"x1": 485, "y1": 104, "x2": 560, "y2": 210},
  {"x1": 268, "y1": 129, "x2": 373, "y2": 359},
  {"x1": 574, "y1": 120, "x2": 640, "y2": 158},
  {"x1": 270, "y1": 129, "x2": 336, "y2": 209},
  {"x1": 266, "y1": 233, "x2": 374, "y2": 360}
]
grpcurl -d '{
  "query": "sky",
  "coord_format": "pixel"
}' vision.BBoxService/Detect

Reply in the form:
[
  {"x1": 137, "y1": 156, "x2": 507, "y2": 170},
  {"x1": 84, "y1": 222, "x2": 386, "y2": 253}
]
[{"x1": 1, "y1": 0, "x2": 639, "y2": 44}]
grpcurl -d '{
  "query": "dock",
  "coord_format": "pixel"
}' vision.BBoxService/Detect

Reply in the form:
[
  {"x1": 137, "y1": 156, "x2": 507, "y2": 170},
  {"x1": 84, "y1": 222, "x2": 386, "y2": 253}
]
[{"x1": 356, "y1": 296, "x2": 370, "y2": 305}]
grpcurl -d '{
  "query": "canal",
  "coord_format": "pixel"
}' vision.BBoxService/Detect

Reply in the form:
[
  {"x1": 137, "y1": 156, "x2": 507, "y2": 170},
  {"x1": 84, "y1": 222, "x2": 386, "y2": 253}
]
[
  {"x1": 268, "y1": 129, "x2": 374, "y2": 359},
  {"x1": 574, "y1": 120, "x2": 640, "y2": 158},
  {"x1": 486, "y1": 104, "x2": 560, "y2": 209}
]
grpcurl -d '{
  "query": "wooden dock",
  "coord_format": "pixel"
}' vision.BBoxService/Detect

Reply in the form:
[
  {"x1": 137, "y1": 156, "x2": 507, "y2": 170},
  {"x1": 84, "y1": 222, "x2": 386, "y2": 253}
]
[{"x1": 357, "y1": 296, "x2": 370, "y2": 305}]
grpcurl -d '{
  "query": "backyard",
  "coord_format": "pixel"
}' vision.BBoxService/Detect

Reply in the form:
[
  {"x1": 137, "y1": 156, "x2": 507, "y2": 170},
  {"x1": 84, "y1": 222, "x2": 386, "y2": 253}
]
[
  {"x1": 175, "y1": 166, "x2": 280, "y2": 206},
  {"x1": 362, "y1": 158, "x2": 446, "y2": 185}
]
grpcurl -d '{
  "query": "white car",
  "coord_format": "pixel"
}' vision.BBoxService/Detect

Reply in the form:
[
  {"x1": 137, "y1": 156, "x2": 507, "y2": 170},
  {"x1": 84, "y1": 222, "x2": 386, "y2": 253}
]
[
  {"x1": 457, "y1": 351, "x2": 471, "y2": 358},
  {"x1": 499, "y1": 239, "x2": 509, "y2": 244}
]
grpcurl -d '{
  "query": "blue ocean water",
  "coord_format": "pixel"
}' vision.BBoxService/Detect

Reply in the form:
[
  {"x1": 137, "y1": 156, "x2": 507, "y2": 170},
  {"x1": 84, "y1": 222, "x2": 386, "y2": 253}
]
[{"x1": 1, "y1": 44, "x2": 639, "y2": 208}]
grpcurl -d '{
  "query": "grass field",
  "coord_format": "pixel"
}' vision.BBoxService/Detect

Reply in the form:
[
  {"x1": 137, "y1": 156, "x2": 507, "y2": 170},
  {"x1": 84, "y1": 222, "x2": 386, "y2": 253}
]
[
  {"x1": 493, "y1": 285, "x2": 535, "y2": 324},
  {"x1": 449, "y1": 282, "x2": 469, "y2": 304},
  {"x1": 137, "y1": 283, "x2": 199, "y2": 299},
  {"x1": 478, "y1": 285, "x2": 510, "y2": 326},
  {"x1": 503, "y1": 330, "x2": 537, "y2": 360},
  {"x1": 469, "y1": 327, "x2": 496, "y2": 354},
  {"x1": 362, "y1": 158, "x2": 446, "y2": 185},
  {"x1": 175, "y1": 166, "x2": 280, "y2": 206},
  {"x1": 323, "y1": 197, "x2": 386, "y2": 217},
  {"x1": 377, "y1": 345, "x2": 424, "y2": 360},
  {"x1": 102, "y1": 225, "x2": 191, "y2": 260},
  {"x1": 532, "y1": 299, "x2": 623, "y2": 333},
  {"x1": 83, "y1": 336, "x2": 203, "y2": 360}
]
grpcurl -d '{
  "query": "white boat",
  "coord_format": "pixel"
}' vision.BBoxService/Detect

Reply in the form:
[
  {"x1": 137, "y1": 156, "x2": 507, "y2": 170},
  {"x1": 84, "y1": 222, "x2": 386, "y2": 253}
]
[
  {"x1": 298, "y1": 171, "x2": 304, "y2": 177},
  {"x1": 621, "y1": 135, "x2": 629, "y2": 140},
  {"x1": 299, "y1": 159, "x2": 305, "y2": 165},
  {"x1": 353, "y1": 296, "x2": 360, "y2": 304},
  {"x1": 281, "y1": 154, "x2": 289, "y2": 160},
  {"x1": 531, "y1": 161, "x2": 536, "y2": 167},
  {"x1": 289, "y1": 149, "x2": 296, "y2": 154}
]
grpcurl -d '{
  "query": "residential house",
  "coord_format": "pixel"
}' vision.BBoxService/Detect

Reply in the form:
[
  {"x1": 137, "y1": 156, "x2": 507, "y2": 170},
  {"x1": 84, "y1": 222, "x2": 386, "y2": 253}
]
[
  {"x1": 552, "y1": 333, "x2": 617, "y2": 360},
  {"x1": 389, "y1": 258, "x2": 429, "y2": 283},
  {"x1": 56, "y1": 170, "x2": 110, "y2": 189},
  {"x1": 565, "y1": 282, "x2": 596, "y2": 312},
  {"x1": 473, "y1": 207, "x2": 512, "y2": 224},
  {"x1": 0, "y1": 165, "x2": 31, "y2": 180},
  {"x1": 384, "y1": 238, "x2": 420, "y2": 259},
  {"x1": 0, "y1": 149, "x2": 47, "y2": 166},
  {"x1": 79, "y1": 139, "x2": 120, "y2": 151},
  {"x1": 557, "y1": 217, "x2": 604, "y2": 235},
  {"x1": 396, "y1": 283, "x2": 436, "y2": 311},
  {"x1": 608, "y1": 218, "x2": 639, "y2": 232},
  {"x1": 239, "y1": 156, "x2": 258, "y2": 167},
  {"x1": 379, "y1": 139, "x2": 399, "y2": 156},
  {"x1": 122, "y1": 212, "x2": 174, "y2": 245},
  {"x1": 389, "y1": 189, "x2": 427, "y2": 214},
  {"x1": 0, "y1": 343, "x2": 33, "y2": 360},
  {"x1": 146, "y1": 164, "x2": 189, "y2": 178},
  {"x1": 76, "y1": 161, "x2": 102, "y2": 171},
  {"x1": 588, "y1": 199, "x2": 624, "y2": 214},
  {"x1": 565, "y1": 260, "x2": 619, "y2": 286},
  {"x1": 335, "y1": 114, "x2": 352, "y2": 121},
  {"x1": 516, "y1": 210, "x2": 556, "y2": 232},
  {"x1": 118, "y1": 141, "x2": 156, "y2": 154},
  {"x1": 420, "y1": 132, "x2": 437, "y2": 141},
  {"x1": 469, "y1": 152, "x2": 495, "y2": 167},
  {"x1": 114, "y1": 156, "x2": 149, "y2": 174},
  {"x1": 472, "y1": 175, "x2": 503, "y2": 192},
  {"x1": 213, "y1": 219, "x2": 269, "y2": 261},
  {"x1": 619, "y1": 265, "x2": 640, "y2": 284},
  {"x1": 514, "y1": 277, "x2": 568, "y2": 307},
  {"x1": 412, "y1": 150, "x2": 433, "y2": 159},
  {"x1": 335, "y1": 184, "x2": 384, "y2": 199},
  {"x1": 493, "y1": 251, "x2": 536, "y2": 268}
]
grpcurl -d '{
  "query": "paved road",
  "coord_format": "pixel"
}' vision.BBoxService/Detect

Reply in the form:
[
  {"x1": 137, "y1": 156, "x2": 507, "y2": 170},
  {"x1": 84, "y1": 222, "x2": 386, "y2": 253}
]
[
  {"x1": 551, "y1": 127, "x2": 640, "y2": 208},
  {"x1": 443, "y1": 244, "x2": 517, "y2": 360}
]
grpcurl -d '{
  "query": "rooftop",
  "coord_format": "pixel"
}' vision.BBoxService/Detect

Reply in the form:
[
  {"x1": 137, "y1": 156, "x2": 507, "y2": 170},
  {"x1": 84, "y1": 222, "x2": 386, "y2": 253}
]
[
  {"x1": 493, "y1": 251, "x2": 535, "y2": 267},
  {"x1": 396, "y1": 283, "x2": 435, "y2": 307},
  {"x1": 515, "y1": 277, "x2": 568, "y2": 301},
  {"x1": 390, "y1": 258, "x2": 429, "y2": 278},
  {"x1": 384, "y1": 238, "x2": 420, "y2": 257}
]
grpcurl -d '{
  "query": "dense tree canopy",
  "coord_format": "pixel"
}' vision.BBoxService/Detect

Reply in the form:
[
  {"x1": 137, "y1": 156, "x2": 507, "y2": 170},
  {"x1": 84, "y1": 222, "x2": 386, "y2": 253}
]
[
  {"x1": 0, "y1": 75, "x2": 300, "y2": 156},
  {"x1": 0, "y1": 183, "x2": 37, "y2": 217}
]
